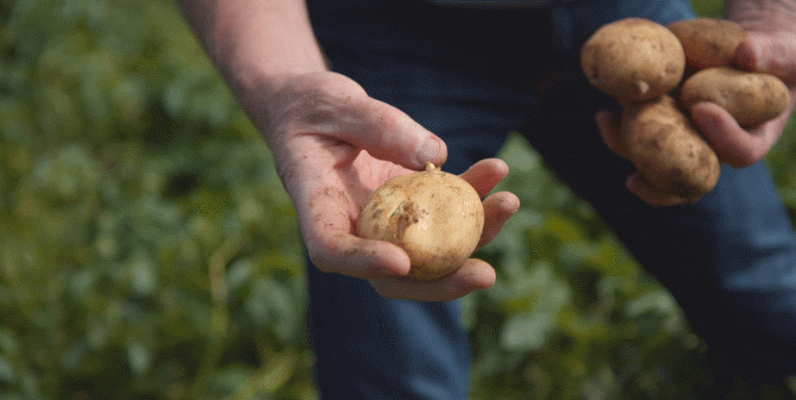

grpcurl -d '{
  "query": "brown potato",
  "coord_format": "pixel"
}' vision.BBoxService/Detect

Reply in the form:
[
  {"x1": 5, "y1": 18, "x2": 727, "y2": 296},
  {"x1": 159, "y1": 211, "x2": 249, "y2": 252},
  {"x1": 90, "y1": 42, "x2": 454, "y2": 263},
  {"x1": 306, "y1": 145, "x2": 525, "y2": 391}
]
[
  {"x1": 357, "y1": 163, "x2": 484, "y2": 280},
  {"x1": 621, "y1": 95, "x2": 721, "y2": 200},
  {"x1": 581, "y1": 18, "x2": 685, "y2": 102},
  {"x1": 679, "y1": 67, "x2": 790, "y2": 127},
  {"x1": 668, "y1": 18, "x2": 746, "y2": 70}
]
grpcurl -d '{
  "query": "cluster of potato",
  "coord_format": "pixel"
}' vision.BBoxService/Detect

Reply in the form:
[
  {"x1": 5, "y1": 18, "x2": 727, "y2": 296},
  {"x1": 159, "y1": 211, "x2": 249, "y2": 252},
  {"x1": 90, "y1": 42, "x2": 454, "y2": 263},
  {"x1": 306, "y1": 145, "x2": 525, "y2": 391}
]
[{"x1": 581, "y1": 17, "x2": 790, "y2": 201}]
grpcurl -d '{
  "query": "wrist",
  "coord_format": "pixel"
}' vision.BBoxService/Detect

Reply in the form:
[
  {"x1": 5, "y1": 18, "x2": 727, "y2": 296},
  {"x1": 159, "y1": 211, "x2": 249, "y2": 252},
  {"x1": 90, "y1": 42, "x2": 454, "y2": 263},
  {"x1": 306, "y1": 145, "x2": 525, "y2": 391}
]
[
  {"x1": 226, "y1": 69, "x2": 300, "y2": 147},
  {"x1": 178, "y1": 0, "x2": 329, "y2": 130},
  {"x1": 230, "y1": 70, "x2": 349, "y2": 151},
  {"x1": 215, "y1": 56, "x2": 329, "y2": 128}
]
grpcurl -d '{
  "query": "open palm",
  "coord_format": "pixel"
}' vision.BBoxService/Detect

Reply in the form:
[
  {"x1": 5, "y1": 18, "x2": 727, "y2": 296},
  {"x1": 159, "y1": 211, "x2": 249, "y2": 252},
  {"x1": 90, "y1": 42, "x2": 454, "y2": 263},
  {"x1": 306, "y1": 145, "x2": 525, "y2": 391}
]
[{"x1": 260, "y1": 71, "x2": 519, "y2": 301}]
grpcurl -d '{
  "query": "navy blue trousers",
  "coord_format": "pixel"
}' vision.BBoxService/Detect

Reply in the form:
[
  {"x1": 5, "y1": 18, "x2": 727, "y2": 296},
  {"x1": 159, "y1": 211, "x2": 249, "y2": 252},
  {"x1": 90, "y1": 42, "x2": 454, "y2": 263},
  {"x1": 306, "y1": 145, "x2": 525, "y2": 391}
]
[{"x1": 306, "y1": 1, "x2": 796, "y2": 398}]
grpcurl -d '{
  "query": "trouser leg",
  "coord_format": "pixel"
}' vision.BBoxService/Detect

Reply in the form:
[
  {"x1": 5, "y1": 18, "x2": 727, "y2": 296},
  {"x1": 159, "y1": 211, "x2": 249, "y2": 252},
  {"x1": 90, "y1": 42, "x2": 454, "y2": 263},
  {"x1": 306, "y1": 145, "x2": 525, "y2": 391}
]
[
  {"x1": 307, "y1": 265, "x2": 471, "y2": 399},
  {"x1": 524, "y1": 69, "x2": 796, "y2": 381}
]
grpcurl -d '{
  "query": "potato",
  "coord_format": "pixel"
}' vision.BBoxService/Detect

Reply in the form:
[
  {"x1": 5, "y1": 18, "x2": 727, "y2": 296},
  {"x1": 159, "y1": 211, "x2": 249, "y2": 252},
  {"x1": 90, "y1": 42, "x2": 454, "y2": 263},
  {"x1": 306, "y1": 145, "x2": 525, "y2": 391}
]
[
  {"x1": 679, "y1": 67, "x2": 790, "y2": 127},
  {"x1": 621, "y1": 95, "x2": 721, "y2": 200},
  {"x1": 581, "y1": 18, "x2": 685, "y2": 102},
  {"x1": 668, "y1": 18, "x2": 746, "y2": 70},
  {"x1": 357, "y1": 163, "x2": 484, "y2": 280}
]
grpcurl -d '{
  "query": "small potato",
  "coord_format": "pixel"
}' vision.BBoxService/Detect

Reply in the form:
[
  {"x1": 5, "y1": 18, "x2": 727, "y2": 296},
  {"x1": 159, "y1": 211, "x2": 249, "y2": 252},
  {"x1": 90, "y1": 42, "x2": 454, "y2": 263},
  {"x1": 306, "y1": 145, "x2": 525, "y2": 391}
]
[
  {"x1": 679, "y1": 67, "x2": 790, "y2": 127},
  {"x1": 622, "y1": 95, "x2": 721, "y2": 200},
  {"x1": 357, "y1": 163, "x2": 484, "y2": 280},
  {"x1": 581, "y1": 18, "x2": 685, "y2": 102},
  {"x1": 668, "y1": 18, "x2": 746, "y2": 70}
]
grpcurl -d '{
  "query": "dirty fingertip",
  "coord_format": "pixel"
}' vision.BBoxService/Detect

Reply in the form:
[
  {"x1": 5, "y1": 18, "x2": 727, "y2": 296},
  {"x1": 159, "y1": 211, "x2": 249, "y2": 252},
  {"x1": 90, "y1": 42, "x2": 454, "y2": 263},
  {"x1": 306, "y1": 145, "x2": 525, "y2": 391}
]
[{"x1": 363, "y1": 240, "x2": 412, "y2": 277}]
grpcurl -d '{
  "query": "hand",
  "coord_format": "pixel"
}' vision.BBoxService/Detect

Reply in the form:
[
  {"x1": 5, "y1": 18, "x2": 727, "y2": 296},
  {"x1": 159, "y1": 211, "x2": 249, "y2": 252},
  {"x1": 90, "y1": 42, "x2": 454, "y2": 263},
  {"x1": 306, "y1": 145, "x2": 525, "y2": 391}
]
[
  {"x1": 259, "y1": 71, "x2": 520, "y2": 301},
  {"x1": 595, "y1": 23, "x2": 796, "y2": 207},
  {"x1": 691, "y1": 31, "x2": 796, "y2": 168}
]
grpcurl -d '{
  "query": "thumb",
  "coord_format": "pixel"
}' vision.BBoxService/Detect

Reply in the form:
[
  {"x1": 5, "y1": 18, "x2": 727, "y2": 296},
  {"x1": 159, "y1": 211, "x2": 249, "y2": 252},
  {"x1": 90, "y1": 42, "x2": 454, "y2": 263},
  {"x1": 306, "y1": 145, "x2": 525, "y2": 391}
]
[
  {"x1": 340, "y1": 98, "x2": 448, "y2": 170},
  {"x1": 736, "y1": 32, "x2": 796, "y2": 83}
]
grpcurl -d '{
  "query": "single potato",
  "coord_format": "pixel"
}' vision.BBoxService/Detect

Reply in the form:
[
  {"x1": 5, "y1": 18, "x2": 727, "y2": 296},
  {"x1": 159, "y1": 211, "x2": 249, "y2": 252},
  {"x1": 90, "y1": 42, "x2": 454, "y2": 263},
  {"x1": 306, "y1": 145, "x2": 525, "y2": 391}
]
[
  {"x1": 680, "y1": 67, "x2": 790, "y2": 127},
  {"x1": 667, "y1": 18, "x2": 746, "y2": 70},
  {"x1": 621, "y1": 95, "x2": 721, "y2": 200},
  {"x1": 357, "y1": 163, "x2": 485, "y2": 280},
  {"x1": 581, "y1": 18, "x2": 685, "y2": 102}
]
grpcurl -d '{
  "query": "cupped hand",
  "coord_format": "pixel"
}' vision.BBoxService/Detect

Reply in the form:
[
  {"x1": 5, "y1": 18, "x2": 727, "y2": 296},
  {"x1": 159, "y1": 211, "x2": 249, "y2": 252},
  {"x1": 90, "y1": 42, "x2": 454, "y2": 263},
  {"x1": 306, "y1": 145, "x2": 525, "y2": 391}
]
[
  {"x1": 690, "y1": 31, "x2": 796, "y2": 168},
  {"x1": 260, "y1": 71, "x2": 519, "y2": 301},
  {"x1": 595, "y1": 25, "x2": 796, "y2": 207}
]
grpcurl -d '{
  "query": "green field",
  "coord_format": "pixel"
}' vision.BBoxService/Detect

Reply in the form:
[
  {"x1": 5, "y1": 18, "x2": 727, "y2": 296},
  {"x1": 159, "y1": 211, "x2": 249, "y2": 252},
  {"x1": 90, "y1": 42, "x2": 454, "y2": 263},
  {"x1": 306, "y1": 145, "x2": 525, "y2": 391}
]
[{"x1": 2, "y1": 0, "x2": 796, "y2": 399}]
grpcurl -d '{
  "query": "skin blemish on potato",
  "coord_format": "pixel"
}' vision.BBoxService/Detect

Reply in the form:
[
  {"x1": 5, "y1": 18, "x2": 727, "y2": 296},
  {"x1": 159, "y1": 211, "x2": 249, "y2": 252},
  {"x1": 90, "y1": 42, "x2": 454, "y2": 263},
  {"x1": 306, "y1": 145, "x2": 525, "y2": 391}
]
[{"x1": 390, "y1": 201, "x2": 421, "y2": 239}]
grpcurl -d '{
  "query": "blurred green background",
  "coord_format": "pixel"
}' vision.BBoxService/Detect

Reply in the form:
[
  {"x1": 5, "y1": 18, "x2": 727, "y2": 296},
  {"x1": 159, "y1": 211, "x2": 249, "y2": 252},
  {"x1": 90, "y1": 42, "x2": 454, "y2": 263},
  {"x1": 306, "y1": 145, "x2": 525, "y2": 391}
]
[{"x1": 2, "y1": 0, "x2": 796, "y2": 399}]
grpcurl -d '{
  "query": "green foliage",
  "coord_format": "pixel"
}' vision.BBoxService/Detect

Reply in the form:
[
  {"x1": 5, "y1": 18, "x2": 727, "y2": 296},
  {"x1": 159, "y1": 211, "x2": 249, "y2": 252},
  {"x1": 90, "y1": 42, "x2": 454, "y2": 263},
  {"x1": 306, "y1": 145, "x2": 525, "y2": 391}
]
[
  {"x1": 1, "y1": 0, "x2": 312, "y2": 399},
  {"x1": 2, "y1": 0, "x2": 796, "y2": 399},
  {"x1": 690, "y1": 0, "x2": 724, "y2": 18},
  {"x1": 470, "y1": 133, "x2": 796, "y2": 399}
]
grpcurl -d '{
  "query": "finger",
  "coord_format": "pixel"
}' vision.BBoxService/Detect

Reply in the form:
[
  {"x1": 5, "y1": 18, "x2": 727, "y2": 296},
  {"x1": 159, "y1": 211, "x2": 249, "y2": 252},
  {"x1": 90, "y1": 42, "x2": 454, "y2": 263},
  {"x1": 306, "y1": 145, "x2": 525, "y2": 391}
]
[
  {"x1": 690, "y1": 102, "x2": 780, "y2": 168},
  {"x1": 338, "y1": 98, "x2": 449, "y2": 171},
  {"x1": 459, "y1": 158, "x2": 510, "y2": 197},
  {"x1": 477, "y1": 191, "x2": 520, "y2": 250},
  {"x1": 595, "y1": 109, "x2": 628, "y2": 159},
  {"x1": 369, "y1": 258, "x2": 496, "y2": 302},
  {"x1": 306, "y1": 232, "x2": 412, "y2": 279},
  {"x1": 300, "y1": 185, "x2": 412, "y2": 279},
  {"x1": 736, "y1": 32, "x2": 796, "y2": 83},
  {"x1": 626, "y1": 173, "x2": 689, "y2": 207}
]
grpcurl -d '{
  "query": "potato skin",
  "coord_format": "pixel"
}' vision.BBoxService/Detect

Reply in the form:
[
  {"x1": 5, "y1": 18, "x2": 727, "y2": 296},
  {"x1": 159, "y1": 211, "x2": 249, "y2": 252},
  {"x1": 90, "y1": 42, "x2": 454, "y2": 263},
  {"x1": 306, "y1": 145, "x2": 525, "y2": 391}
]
[
  {"x1": 667, "y1": 18, "x2": 745, "y2": 70},
  {"x1": 679, "y1": 67, "x2": 790, "y2": 127},
  {"x1": 581, "y1": 18, "x2": 685, "y2": 102},
  {"x1": 356, "y1": 165, "x2": 484, "y2": 280},
  {"x1": 621, "y1": 95, "x2": 720, "y2": 200}
]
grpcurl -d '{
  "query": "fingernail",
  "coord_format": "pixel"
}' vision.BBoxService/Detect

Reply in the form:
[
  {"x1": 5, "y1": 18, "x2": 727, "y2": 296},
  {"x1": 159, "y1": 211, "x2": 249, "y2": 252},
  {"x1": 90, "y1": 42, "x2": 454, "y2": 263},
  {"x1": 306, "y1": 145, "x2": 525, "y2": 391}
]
[{"x1": 417, "y1": 137, "x2": 440, "y2": 166}]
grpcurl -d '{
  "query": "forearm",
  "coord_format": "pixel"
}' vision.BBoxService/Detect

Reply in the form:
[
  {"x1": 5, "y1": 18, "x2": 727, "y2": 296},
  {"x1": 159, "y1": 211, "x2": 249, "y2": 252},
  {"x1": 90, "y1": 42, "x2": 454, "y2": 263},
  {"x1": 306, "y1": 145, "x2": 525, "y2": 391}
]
[{"x1": 176, "y1": 0, "x2": 328, "y2": 116}]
